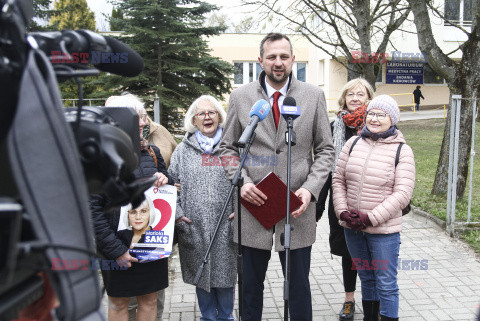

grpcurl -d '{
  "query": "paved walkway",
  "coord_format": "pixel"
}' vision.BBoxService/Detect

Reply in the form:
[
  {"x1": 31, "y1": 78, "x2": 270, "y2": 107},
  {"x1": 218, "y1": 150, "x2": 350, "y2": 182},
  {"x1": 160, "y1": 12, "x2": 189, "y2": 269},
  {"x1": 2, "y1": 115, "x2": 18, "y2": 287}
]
[{"x1": 161, "y1": 210, "x2": 480, "y2": 321}]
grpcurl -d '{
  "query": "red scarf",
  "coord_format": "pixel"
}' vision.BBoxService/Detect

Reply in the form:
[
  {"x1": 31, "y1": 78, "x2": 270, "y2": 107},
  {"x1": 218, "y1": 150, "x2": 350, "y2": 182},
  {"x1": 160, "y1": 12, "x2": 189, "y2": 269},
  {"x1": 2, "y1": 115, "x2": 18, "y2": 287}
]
[{"x1": 342, "y1": 105, "x2": 366, "y2": 134}]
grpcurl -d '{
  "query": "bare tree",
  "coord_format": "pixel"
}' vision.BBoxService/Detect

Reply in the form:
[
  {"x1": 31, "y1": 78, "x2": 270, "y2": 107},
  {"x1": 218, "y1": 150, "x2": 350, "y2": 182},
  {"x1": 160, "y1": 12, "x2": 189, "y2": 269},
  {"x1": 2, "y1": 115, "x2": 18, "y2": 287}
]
[
  {"x1": 408, "y1": 0, "x2": 480, "y2": 198},
  {"x1": 206, "y1": 10, "x2": 257, "y2": 33},
  {"x1": 234, "y1": 16, "x2": 255, "y2": 33},
  {"x1": 248, "y1": 0, "x2": 411, "y2": 89},
  {"x1": 206, "y1": 12, "x2": 229, "y2": 30}
]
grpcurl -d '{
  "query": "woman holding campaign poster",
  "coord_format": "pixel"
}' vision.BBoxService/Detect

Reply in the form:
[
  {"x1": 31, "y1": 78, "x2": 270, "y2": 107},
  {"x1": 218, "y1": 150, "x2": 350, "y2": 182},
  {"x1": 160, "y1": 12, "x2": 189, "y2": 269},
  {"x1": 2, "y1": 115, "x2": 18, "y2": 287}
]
[
  {"x1": 169, "y1": 95, "x2": 236, "y2": 321},
  {"x1": 90, "y1": 94, "x2": 174, "y2": 321}
]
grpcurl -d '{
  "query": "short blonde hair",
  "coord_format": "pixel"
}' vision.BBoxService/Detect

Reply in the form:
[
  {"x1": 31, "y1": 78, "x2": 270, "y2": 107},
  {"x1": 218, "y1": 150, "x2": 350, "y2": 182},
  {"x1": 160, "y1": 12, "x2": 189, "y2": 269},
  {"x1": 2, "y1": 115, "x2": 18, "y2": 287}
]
[
  {"x1": 122, "y1": 195, "x2": 158, "y2": 230},
  {"x1": 105, "y1": 94, "x2": 146, "y2": 115},
  {"x1": 184, "y1": 95, "x2": 227, "y2": 133},
  {"x1": 337, "y1": 78, "x2": 375, "y2": 114}
]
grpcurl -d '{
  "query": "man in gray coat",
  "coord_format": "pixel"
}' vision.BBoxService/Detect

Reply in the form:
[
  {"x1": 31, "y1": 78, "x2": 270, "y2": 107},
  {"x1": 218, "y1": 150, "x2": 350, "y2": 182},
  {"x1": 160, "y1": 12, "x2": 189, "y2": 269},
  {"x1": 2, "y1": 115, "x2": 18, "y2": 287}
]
[{"x1": 219, "y1": 33, "x2": 334, "y2": 321}]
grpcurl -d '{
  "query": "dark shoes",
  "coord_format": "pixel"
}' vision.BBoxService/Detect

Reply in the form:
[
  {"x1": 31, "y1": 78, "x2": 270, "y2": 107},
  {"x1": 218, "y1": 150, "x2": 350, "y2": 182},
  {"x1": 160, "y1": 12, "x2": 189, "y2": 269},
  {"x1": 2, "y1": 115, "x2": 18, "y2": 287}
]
[
  {"x1": 339, "y1": 301, "x2": 355, "y2": 320},
  {"x1": 345, "y1": 300, "x2": 398, "y2": 321}
]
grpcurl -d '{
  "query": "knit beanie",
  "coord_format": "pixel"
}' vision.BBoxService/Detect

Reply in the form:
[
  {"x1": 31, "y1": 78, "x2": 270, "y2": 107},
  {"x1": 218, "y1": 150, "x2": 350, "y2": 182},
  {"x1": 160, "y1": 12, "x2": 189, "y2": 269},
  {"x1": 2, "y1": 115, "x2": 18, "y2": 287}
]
[{"x1": 367, "y1": 95, "x2": 399, "y2": 125}]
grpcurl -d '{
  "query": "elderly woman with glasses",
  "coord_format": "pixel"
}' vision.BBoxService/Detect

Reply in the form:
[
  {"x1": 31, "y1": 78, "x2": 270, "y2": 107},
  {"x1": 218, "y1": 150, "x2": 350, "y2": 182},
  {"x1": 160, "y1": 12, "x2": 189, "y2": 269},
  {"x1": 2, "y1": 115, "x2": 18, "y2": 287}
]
[
  {"x1": 168, "y1": 95, "x2": 236, "y2": 321},
  {"x1": 332, "y1": 95, "x2": 415, "y2": 321},
  {"x1": 316, "y1": 78, "x2": 374, "y2": 321}
]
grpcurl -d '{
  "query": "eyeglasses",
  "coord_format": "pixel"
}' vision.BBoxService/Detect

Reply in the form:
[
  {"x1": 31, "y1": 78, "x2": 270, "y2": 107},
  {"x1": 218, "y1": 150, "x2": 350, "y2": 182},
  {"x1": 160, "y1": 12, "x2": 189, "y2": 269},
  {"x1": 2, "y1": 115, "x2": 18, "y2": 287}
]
[
  {"x1": 366, "y1": 111, "x2": 388, "y2": 120},
  {"x1": 195, "y1": 110, "x2": 218, "y2": 119},
  {"x1": 346, "y1": 92, "x2": 366, "y2": 98},
  {"x1": 128, "y1": 208, "x2": 149, "y2": 216}
]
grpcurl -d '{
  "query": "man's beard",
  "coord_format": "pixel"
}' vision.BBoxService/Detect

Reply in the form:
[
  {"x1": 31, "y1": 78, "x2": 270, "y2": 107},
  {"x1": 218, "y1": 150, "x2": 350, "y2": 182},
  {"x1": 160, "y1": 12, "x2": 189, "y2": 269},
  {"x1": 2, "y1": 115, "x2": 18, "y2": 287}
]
[{"x1": 266, "y1": 70, "x2": 289, "y2": 85}]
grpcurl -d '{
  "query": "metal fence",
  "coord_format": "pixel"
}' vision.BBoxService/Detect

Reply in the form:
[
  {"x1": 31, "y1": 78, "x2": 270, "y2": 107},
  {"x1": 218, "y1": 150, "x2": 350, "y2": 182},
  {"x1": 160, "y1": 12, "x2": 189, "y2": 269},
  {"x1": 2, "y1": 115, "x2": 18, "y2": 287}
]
[
  {"x1": 61, "y1": 98, "x2": 107, "y2": 107},
  {"x1": 446, "y1": 95, "x2": 480, "y2": 234}
]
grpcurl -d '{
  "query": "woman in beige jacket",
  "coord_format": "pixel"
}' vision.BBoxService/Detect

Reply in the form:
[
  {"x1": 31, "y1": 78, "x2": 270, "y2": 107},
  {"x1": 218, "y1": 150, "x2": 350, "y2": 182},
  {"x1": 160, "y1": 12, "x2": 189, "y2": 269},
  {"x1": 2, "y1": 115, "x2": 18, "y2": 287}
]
[{"x1": 332, "y1": 95, "x2": 415, "y2": 321}]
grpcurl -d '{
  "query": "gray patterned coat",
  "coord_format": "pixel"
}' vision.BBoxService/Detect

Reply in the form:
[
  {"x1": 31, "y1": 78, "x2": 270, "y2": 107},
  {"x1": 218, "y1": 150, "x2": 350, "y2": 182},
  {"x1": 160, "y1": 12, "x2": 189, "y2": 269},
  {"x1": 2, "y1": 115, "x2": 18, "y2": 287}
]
[{"x1": 168, "y1": 132, "x2": 236, "y2": 292}]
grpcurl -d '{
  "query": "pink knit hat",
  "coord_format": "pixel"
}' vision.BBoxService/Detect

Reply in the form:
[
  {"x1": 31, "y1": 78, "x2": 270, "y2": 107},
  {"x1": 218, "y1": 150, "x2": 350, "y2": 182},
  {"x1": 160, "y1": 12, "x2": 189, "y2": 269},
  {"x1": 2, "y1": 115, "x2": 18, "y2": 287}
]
[{"x1": 367, "y1": 95, "x2": 399, "y2": 125}]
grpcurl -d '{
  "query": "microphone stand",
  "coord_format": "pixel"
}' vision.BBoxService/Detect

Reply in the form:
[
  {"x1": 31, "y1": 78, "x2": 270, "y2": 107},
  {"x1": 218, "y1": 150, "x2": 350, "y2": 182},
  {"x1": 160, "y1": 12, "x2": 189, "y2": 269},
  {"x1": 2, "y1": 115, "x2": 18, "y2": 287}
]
[
  {"x1": 193, "y1": 133, "x2": 256, "y2": 321},
  {"x1": 282, "y1": 116, "x2": 296, "y2": 321}
]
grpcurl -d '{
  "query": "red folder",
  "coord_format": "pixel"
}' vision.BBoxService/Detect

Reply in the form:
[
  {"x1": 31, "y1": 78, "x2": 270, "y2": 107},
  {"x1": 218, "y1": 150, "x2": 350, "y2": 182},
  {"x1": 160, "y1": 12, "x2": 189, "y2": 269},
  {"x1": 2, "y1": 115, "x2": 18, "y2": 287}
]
[{"x1": 241, "y1": 172, "x2": 303, "y2": 230}]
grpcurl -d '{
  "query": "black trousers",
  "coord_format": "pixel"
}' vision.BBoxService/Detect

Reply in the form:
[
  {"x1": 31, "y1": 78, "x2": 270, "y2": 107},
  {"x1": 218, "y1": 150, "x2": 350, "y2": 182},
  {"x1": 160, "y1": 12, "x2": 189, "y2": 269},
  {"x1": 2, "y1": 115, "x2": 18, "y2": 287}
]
[
  {"x1": 342, "y1": 255, "x2": 358, "y2": 293},
  {"x1": 242, "y1": 245, "x2": 312, "y2": 321}
]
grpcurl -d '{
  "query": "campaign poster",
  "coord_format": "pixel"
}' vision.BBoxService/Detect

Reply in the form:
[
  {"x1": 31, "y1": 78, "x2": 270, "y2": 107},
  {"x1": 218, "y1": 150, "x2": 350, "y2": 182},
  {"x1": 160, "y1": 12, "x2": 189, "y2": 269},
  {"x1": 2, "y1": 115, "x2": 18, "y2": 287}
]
[{"x1": 118, "y1": 185, "x2": 176, "y2": 262}]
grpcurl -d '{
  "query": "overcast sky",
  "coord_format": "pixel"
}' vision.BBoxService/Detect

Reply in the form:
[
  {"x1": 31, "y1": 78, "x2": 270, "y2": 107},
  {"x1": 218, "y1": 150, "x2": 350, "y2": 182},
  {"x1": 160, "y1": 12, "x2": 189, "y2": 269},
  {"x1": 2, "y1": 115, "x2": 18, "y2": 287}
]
[
  {"x1": 85, "y1": 0, "x2": 252, "y2": 32},
  {"x1": 85, "y1": 0, "x2": 113, "y2": 31}
]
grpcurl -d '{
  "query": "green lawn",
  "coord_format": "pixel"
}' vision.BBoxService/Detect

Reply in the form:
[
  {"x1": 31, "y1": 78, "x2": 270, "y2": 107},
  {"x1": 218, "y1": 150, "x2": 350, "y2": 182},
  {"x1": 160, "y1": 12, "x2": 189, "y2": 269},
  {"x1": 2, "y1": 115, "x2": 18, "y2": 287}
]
[{"x1": 398, "y1": 118, "x2": 480, "y2": 252}]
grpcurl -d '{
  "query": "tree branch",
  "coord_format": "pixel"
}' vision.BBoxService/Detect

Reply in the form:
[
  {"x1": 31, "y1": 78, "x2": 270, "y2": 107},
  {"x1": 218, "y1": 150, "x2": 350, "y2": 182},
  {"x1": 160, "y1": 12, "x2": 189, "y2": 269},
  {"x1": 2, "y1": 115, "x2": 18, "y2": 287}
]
[
  {"x1": 426, "y1": 0, "x2": 470, "y2": 36},
  {"x1": 375, "y1": 2, "x2": 411, "y2": 55},
  {"x1": 407, "y1": 0, "x2": 456, "y2": 82}
]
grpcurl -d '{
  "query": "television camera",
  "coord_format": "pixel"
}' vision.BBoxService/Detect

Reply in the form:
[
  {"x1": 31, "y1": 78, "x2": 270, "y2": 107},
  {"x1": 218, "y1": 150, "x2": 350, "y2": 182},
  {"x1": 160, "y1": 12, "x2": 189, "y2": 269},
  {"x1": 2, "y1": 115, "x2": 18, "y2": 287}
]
[{"x1": 0, "y1": 0, "x2": 152, "y2": 320}]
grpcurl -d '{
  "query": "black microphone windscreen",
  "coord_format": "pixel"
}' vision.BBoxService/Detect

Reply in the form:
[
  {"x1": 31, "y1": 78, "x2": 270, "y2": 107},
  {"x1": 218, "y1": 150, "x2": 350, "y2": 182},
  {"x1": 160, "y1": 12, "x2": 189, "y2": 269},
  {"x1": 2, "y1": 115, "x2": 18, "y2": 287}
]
[
  {"x1": 95, "y1": 36, "x2": 144, "y2": 77},
  {"x1": 284, "y1": 97, "x2": 296, "y2": 106}
]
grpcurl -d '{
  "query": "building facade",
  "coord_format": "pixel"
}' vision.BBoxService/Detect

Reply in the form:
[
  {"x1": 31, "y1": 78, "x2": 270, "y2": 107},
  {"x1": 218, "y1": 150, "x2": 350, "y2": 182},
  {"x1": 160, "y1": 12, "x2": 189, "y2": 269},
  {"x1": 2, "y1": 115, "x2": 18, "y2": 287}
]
[{"x1": 207, "y1": 0, "x2": 467, "y2": 111}]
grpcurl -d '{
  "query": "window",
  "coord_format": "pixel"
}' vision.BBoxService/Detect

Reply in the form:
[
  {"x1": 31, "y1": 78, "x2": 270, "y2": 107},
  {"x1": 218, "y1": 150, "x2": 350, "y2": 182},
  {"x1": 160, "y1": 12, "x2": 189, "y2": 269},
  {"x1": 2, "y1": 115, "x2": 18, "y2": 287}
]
[
  {"x1": 311, "y1": 12, "x2": 326, "y2": 30},
  {"x1": 233, "y1": 62, "x2": 262, "y2": 85},
  {"x1": 445, "y1": 0, "x2": 472, "y2": 26},
  {"x1": 347, "y1": 64, "x2": 383, "y2": 83},
  {"x1": 423, "y1": 63, "x2": 445, "y2": 84},
  {"x1": 318, "y1": 60, "x2": 325, "y2": 84},
  {"x1": 233, "y1": 62, "x2": 308, "y2": 85},
  {"x1": 294, "y1": 63, "x2": 306, "y2": 82},
  {"x1": 233, "y1": 63, "x2": 244, "y2": 85}
]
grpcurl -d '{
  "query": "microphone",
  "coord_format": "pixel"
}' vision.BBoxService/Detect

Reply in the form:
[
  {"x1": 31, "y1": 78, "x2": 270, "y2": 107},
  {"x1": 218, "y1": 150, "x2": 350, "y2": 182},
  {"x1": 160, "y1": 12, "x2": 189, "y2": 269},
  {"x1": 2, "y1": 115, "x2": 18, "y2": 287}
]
[
  {"x1": 237, "y1": 99, "x2": 271, "y2": 147},
  {"x1": 96, "y1": 36, "x2": 144, "y2": 77},
  {"x1": 280, "y1": 97, "x2": 301, "y2": 120},
  {"x1": 30, "y1": 29, "x2": 144, "y2": 77}
]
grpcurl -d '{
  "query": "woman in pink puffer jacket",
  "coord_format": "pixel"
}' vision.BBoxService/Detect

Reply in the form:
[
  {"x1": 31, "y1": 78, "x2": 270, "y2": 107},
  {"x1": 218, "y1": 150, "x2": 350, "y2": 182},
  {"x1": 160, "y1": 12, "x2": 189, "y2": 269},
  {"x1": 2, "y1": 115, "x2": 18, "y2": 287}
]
[{"x1": 332, "y1": 95, "x2": 415, "y2": 321}]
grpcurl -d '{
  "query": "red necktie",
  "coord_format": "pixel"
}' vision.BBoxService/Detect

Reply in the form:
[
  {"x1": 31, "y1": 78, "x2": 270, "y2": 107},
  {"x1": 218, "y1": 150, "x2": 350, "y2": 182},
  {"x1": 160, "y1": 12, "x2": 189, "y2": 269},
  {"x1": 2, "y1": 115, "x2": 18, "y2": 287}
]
[{"x1": 273, "y1": 91, "x2": 281, "y2": 130}]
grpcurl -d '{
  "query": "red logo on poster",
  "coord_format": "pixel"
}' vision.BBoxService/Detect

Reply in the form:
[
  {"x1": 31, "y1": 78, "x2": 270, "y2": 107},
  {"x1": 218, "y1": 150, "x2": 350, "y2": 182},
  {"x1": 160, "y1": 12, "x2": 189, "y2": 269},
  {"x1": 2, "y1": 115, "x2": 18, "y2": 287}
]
[{"x1": 152, "y1": 199, "x2": 172, "y2": 231}]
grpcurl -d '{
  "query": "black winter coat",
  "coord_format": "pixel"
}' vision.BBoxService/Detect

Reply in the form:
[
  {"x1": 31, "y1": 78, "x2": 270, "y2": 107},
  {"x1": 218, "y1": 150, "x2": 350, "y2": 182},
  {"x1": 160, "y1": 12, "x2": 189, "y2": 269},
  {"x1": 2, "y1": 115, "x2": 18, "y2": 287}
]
[
  {"x1": 316, "y1": 121, "x2": 355, "y2": 257},
  {"x1": 413, "y1": 88, "x2": 424, "y2": 104},
  {"x1": 90, "y1": 145, "x2": 173, "y2": 260}
]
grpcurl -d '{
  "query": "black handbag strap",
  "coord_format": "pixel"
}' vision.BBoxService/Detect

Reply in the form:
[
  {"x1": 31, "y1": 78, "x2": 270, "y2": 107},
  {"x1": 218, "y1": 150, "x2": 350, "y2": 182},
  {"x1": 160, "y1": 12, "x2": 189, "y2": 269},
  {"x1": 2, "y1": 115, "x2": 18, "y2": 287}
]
[
  {"x1": 395, "y1": 143, "x2": 404, "y2": 167},
  {"x1": 348, "y1": 136, "x2": 362, "y2": 155},
  {"x1": 349, "y1": 136, "x2": 404, "y2": 168}
]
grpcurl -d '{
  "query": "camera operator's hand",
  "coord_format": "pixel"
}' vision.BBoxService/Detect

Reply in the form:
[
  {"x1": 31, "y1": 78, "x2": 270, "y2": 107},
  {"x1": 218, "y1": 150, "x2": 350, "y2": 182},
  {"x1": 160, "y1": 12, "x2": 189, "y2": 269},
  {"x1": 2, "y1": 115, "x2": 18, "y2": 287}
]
[
  {"x1": 116, "y1": 250, "x2": 138, "y2": 268},
  {"x1": 153, "y1": 172, "x2": 169, "y2": 187}
]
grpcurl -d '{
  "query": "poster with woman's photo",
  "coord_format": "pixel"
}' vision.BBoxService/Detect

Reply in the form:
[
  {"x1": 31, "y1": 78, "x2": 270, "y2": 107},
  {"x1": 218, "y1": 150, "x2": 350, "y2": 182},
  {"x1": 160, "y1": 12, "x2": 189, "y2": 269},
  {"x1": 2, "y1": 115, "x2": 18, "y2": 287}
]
[{"x1": 117, "y1": 185, "x2": 176, "y2": 262}]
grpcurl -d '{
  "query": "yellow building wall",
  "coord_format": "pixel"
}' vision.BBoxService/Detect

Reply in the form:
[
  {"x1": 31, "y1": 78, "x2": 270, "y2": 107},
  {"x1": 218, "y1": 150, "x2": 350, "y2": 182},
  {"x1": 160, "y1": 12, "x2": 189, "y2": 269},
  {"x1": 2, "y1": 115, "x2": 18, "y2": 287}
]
[
  {"x1": 326, "y1": 60, "x2": 348, "y2": 111},
  {"x1": 207, "y1": 33, "x2": 451, "y2": 111},
  {"x1": 375, "y1": 84, "x2": 450, "y2": 109},
  {"x1": 208, "y1": 33, "x2": 312, "y2": 67}
]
